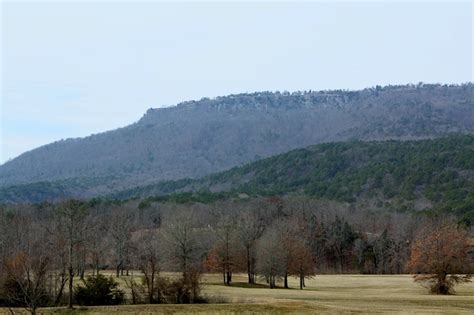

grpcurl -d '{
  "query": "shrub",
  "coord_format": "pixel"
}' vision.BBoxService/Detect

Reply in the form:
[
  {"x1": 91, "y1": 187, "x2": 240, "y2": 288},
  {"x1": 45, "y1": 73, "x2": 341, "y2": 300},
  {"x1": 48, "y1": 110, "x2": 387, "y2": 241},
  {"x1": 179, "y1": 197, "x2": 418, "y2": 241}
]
[
  {"x1": 154, "y1": 271, "x2": 203, "y2": 304},
  {"x1": 75, "y1": 274, "x2": 124, "y2": 305},
  {"x1": 1, "y1": 276, "x2": 50, "y2": 308}
]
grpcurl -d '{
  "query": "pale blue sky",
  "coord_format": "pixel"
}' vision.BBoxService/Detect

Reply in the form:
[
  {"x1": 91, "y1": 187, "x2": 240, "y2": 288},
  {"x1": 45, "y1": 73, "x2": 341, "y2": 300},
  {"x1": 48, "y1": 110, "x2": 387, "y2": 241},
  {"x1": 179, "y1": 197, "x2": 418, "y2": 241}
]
[{"x1": 1, "y1": 1, "x2": 472, "y2": 164}]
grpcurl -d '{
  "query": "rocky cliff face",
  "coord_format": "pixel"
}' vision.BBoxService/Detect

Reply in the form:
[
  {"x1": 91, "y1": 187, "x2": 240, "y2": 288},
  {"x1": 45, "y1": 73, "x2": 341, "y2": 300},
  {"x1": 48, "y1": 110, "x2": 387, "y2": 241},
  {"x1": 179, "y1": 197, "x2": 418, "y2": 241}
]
[{"x1": 1, "y1": 84, "x2": 472, "y2": 199}]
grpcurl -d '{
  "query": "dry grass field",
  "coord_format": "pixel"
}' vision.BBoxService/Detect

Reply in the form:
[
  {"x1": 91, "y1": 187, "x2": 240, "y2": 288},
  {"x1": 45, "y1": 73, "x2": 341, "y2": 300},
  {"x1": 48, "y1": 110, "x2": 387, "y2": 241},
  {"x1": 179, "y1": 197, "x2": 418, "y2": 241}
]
[{"x1": 2, "y1": 273, "x2": 473, "y2": 314}]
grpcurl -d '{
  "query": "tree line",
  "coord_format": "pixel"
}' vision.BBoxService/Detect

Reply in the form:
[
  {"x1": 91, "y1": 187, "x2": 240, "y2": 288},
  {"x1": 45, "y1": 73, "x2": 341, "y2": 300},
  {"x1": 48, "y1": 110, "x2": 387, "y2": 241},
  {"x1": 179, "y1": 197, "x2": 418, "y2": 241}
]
[{"x1": 0, "y1": 196, "x2": 472, "y2": 313}]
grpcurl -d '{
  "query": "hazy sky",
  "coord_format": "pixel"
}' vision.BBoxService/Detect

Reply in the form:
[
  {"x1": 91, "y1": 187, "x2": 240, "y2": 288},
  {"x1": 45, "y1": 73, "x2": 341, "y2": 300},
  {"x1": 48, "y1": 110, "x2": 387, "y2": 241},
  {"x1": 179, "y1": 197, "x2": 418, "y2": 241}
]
[{"x1": 1, "y1": 1, "x2": 472, "y2": 164}]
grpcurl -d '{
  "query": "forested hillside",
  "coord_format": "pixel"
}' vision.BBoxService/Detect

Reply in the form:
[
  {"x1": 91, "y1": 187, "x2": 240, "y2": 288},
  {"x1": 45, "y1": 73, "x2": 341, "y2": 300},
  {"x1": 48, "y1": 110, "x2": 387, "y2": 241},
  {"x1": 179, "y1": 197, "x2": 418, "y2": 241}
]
[
  {"x1": 114, "y1": 135, "x2": 474, "y2": 223},
  {"x1": 0, "y1": 83, "x2": 472, "y2": 199}
]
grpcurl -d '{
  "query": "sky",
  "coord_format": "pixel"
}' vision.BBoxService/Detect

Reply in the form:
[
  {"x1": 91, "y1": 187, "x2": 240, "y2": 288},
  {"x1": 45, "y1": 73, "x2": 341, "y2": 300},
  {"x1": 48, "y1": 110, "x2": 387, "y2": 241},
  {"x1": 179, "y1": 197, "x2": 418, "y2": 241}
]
[{"x1": 0, "y1": 1, "x2": 472, "y2": 164}]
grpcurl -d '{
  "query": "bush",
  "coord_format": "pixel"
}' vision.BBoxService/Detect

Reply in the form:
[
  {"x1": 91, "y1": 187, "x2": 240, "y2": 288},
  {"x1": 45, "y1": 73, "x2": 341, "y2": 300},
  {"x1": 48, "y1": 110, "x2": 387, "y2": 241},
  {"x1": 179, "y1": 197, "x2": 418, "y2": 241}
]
[
  {"x1": 75, "y1": 274, "x2": 124, "y2": 305},
  {"x1": 166, "y1": 276, "x2": 203, "y2": 304},
  {"x1": 1, "y1": 276, "x2": 50, "y2": 307}
]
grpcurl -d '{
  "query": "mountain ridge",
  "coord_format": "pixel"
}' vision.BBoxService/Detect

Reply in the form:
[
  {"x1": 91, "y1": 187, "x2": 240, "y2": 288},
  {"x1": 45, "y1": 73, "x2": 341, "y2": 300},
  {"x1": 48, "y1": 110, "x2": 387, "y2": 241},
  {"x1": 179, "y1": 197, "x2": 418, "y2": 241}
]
[{"x1": 1, "y1": 83, "x2": 473, "y2": 200}]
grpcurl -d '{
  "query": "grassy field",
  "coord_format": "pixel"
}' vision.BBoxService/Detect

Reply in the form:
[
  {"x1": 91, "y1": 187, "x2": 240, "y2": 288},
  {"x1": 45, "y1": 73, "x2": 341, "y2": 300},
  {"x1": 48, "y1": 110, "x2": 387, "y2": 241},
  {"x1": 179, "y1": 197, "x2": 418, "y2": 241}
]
[{"x1": 2, "y1": 273, "x2": 473, "y2": 314}]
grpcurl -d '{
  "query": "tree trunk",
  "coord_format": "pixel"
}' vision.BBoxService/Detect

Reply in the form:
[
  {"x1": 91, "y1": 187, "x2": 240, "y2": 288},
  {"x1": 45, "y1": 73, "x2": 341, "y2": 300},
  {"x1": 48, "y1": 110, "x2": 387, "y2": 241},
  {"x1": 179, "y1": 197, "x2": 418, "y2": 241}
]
[
  {"x1": 54, "y1": 272, "x2": 67, "y2": 305},
  {"x1": 131, "y1": 284, "x2": 136, "y2": 305},
  {"x1": 68, "y1": 265, "x2": 73, "y2": 309},
  {"x1": 68, "y1": 240, "x2": 74, "y2": 309},
  {"x1": 151, "y1": 268, "x2": 155, "y2": 304},
  {"x1": 300, "y1": 273, "x2": 303, "y2": 290},
  {"x1": 80, "y1": 253, "x2": 85, "y2": 280},
  {"x1": 438, "y1": 272, "x2": 449, "y2": 294},
  {"x1": 246, "y1": 246, "x2": 252, "y2": 284},
  {"x1": 284, "y1": 272, "x2": 289, "y2": 289}
]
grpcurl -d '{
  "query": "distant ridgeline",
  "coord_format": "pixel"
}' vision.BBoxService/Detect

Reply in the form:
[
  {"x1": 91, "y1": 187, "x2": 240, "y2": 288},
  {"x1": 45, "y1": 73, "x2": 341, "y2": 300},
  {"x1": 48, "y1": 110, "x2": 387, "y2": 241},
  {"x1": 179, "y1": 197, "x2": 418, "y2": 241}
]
[{"x1": 1, "y1": 135, "x2": 473, "y2": 224}]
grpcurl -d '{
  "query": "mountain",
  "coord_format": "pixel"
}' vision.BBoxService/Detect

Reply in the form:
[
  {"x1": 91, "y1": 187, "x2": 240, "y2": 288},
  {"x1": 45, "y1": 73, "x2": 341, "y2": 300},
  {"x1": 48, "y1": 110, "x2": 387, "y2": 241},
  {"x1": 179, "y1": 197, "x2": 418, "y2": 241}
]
[
  {"x1": 114, "y1": 135, "x2": 474, "y2": 223},
  {"x1": 0, "y1": 83, "x2": 473, "y2": 201}
]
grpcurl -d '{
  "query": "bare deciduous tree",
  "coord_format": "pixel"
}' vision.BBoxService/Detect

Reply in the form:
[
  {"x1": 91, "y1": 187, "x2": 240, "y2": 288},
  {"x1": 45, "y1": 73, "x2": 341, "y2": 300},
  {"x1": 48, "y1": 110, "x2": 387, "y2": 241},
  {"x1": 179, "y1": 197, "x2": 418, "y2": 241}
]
[
  {"x1": 256, "y1": 225, "x2": 285, "y2": 288},
  {"x1": 54, "y1": 199, "x2": 88, "y2": 309},
  {"x1": 163, "y1": 211, "x2": 201, "y2": 279},
  {"x1": 109, "y1": 209, "x2": 134, "y2": 277},
  {"x1": 162, "y1": 210, "x2": 203, "y2": 302},
  {"x1": 2, "y1": 218, "x2": 51, "y2": 315},
  {"x1": 407, "y1": 218, "x2": 472, "y2": 295},
  {"x1": 237, "y1": 211, "x2": 263, "y2": 284},
  {"x1": 136, "y1": 229, "x2": 161, "y2": 303},
  {"x1": 212, "y1": 213, "x2": 239, "y2": 286}
]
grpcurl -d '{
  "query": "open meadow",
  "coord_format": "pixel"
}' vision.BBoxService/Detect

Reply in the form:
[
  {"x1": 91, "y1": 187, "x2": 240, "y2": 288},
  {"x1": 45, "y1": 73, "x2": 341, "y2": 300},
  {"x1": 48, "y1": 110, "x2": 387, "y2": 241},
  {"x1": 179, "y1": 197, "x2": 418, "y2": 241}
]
[{"x1": 3, "y1": 273, "x2": 473, "y2": 314}]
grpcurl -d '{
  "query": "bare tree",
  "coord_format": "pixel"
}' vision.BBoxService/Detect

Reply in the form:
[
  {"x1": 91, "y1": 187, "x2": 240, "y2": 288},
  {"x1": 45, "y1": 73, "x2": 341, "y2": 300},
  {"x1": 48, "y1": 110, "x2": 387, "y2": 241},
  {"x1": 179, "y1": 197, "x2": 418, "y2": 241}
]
[
  {"x1": 289, "y1": 239, "x2": 314, "y2": 290},
  {"x1": 109, "y1": 209, "x2": 133, "y2": 277},
  {"x1": 162, "y1": 210, "x2": 203, "y2": 302},
  {"x1": 136, "y1": 229, "x2": 161, "y2": 303},
  {"x1": 237, "y1": 211, "x2": 263, "y2": 284},
  {"x1": 2, "y1": 217, "x2": 51, "y2": 315},
  {"x1": 212, "y1": 213, "x2": 239, "y2": 286},
  {"x1": 54, "y1": 199, "x2": 88, "y2": 309},
  {"x1": 46, "y1": 222, "x2": 69, "y2": 306},
  {"x1": 86, "y1": 215, "x2": 108, "y2": 276},
  {"x1": 256, "y1": 225, "x2": 285, "y2": 288},
  {"x1": 407, "y1": 218, "x2": 472, "y2": 294},
  {"x1": 163, "y1": 211, "x2": 201, "y2": 278},
  {"x1": 286, "y1": 218, "x2": 315, "y2": 289}
]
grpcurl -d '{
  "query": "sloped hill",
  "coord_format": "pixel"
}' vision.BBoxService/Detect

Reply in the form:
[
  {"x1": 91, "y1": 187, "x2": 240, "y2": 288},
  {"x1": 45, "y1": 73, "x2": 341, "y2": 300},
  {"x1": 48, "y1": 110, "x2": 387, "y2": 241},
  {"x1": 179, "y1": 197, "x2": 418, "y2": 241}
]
[
  {"x1": 114, "y1": 135, "x2": 474, "y2": 222},
  {"x1": 0, "y1": 83, "x2": 473, "y2": 200}
]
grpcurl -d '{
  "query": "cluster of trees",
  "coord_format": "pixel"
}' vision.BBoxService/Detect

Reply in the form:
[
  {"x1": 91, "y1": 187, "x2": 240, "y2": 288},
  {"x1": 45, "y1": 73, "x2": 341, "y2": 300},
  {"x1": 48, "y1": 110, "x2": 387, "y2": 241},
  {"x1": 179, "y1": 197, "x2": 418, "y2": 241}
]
[
  {"x1": 0, "y1": 200, "x2": 204, "y2": 314},
  {"x1": 0, "y1": 196, "x2": 472, "y2": 313}
]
